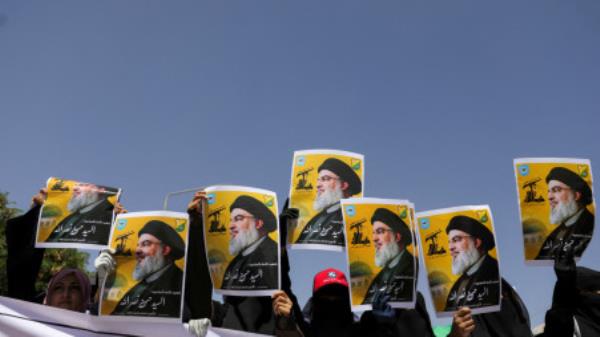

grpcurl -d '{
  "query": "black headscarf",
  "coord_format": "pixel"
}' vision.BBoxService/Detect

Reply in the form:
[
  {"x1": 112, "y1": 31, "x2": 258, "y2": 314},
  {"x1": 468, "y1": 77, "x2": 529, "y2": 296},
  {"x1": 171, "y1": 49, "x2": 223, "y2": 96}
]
[
  {"x1": 472, "y1": 278, "x2": 533, "y2": 337},
  {"x1": 574, "y1": 267, "x2": 600, "y2": 336}
]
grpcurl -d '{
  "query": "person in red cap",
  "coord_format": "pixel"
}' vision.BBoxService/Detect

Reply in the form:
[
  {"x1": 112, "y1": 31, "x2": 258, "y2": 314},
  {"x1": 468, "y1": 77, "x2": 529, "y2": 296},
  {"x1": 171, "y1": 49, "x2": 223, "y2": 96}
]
[{"x1": 274, "y1": 267, "x2": 360, "y2": 337}]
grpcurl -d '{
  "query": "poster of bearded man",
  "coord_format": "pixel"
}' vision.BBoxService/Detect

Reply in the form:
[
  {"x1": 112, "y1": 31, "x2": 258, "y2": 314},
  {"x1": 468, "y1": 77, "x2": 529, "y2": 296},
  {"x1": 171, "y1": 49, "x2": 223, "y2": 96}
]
[
  {"x1": 35, "y1": 177, "x2": 121, "y2": 249},
  {"x1": 203, "y1": 185, "x2": 280, "y2": 296},
  {"x1": 288, "y1": 149, "x2": 364, "y2": 251},
  {"x1": 514, "y1": 158, "x2": 595, "y2": 264},
  {"x1": 416, "y1": 205, "x2": 501, "y2": 317},
  {"x1": 341, "y1": 198, "x2": 417, "y2": 312},
  {"x1": 99, "y1": 211, "x2": 189, "y2": 321}
]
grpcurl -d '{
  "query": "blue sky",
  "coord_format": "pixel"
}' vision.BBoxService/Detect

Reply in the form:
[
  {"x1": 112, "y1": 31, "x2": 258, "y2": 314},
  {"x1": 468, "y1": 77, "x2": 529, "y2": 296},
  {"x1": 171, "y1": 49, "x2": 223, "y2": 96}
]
[{"x1": 2, "y1": 0, "x2": 600, "y2": 328}]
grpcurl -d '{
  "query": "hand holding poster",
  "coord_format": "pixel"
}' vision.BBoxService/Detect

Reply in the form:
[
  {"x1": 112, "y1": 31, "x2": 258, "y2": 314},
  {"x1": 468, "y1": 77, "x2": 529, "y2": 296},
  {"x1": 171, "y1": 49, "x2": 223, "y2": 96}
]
[
  {"x1": 288, "y1": 149, "x2": 365, "y2": 251},
  {"x1": 514, "y1": 158, "x2": 595, "y2": 263},
  {"x1": 36, "y1": 177, "x2": 121, "y2": 249},
  {"x1": 342, "y1": 198, "x2": 417, "y2": 311},
  {"x1": 99, "y1": 211, "x2": 189, "y2": 320},
  {"x1": 203, "y1": 186, "x2": 280, "y2": 296},
  {"x1": 416, "y1": 205, "x2": 501, "y2": 317}
]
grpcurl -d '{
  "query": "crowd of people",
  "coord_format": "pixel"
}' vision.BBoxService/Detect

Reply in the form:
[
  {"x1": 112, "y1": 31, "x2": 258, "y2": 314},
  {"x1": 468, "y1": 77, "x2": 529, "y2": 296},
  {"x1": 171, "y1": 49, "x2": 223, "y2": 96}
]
[{"x1": 3, "y1": 188, "x2": 600, "y2": 337}]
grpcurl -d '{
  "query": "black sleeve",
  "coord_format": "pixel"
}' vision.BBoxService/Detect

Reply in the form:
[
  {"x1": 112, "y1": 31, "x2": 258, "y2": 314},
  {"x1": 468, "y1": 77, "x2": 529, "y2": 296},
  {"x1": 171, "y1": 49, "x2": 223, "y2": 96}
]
[
  {"x1": 183, "y1": 210, "x2": 213, "y2": 321},
  {"x1": 543, "y1": 279, "x2": 576, "y2": 337},
  {"x1": 279, "y1": 199, "x2": 309, "y2": 336},
  {"x1": 5, "y1": 205, "x2": 45, "y2": 301}
]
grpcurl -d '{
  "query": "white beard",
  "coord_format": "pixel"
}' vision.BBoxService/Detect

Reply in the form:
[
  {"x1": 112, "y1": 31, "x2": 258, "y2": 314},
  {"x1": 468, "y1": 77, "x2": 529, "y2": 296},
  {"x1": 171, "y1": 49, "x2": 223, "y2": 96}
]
[
  {"x1": 229, "y1": 224, "x2": 259, "y2": 256},
  {"x1": 550, "y1": 195, "x2": 579, "y2": 225},
  {"x1": 313, "y1": 186, "x2": 344, "y2": 212},
  {"x1": 67, "y1": 191, "x2": 100, "y2": 213},
  {"x1": 451, "y1": 242, "x2": 481, "y2": 275},
  {"x1": 375, "y1": 241, "x2": 400, "y2": 267},
  {"x1": 133, "y1": 246, "x2": 167, "y2": 281}
]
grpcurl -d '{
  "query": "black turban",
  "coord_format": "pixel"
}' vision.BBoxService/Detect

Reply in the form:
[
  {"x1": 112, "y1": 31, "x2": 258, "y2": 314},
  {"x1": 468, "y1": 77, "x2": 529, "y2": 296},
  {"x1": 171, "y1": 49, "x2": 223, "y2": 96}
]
[
  {"x1": 446, "y1": 215, "x2": 495, "y2": 251},
  {"x1": 318, "y1": 158, "x2": 362, "y2": 196},
  {"x1": 139, "y1": 220, "x2": 185, "y2": 260},
  {"x1": 230, "y1": 195, "x2": 277, "y2": 232},
  {"x1": 371, "y1": 208, "x2": 412, "y2": 245},
  {"x1": 546, "y1": 167, "x2": 593, "y2": 205}
]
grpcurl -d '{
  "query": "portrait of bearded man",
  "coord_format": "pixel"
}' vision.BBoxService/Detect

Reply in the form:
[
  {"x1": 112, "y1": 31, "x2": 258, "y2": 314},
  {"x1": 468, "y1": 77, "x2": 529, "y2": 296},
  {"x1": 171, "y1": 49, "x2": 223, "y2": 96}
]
[
  {"x1": 296, "y1": 158, "x2": 362, "y2": 246},
  {"x1": 444, "y1": 215, "x2": 500, "y2": 311},
  {"x1": 111, "y1": 220, "x2": 185, "y2": 317},
  {"x1": 47, "y1": 182, "x2": 117, "y2": 243},
  {"x1": 536, "y1": 167, "x2": 595, "y2": 259},
  {"x1": 362, "y1": 208, "x2": 415, "y2": 304},
  {"x1": 222, "y1": 195, "x2": 279, "y2": 290}
]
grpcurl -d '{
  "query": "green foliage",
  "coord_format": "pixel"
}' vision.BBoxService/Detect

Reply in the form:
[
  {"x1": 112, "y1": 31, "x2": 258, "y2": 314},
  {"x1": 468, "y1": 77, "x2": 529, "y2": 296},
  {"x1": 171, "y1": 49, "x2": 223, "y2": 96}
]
[
  {"x1": 36, "y1": 249, "x2": 90, "y2": 292},
  {"x1": 0, "y1": 191, "x2": 20, "y2": 296},
  {"x1": 0, "y1": 191, "x2": 90, "y2": 295}
]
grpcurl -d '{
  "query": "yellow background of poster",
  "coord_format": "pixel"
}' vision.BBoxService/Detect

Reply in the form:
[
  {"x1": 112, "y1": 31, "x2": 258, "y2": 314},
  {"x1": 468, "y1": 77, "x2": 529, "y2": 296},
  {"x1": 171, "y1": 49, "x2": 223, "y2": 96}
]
[
  {"x1": 289, "y1": 151, "x2": 364, "y2": 244},
  {"x1": 344, "y1": 202, "x2": 415, "y2": 307},
  {"x1": 203, "y1": 189, "x2": 279, "y2": 290},
  {"x1": 515, "y1": 161, "x2": 595, "y2": 260},
  {"x1": 37, "y1": 177, "x2": 119, "y2": 242},
  {"x1": 417, "y1": 207, "x2": 498, "y2": 313},
  {"x1": 100, "y1": 214, "x2": 189, "y2": 315}
]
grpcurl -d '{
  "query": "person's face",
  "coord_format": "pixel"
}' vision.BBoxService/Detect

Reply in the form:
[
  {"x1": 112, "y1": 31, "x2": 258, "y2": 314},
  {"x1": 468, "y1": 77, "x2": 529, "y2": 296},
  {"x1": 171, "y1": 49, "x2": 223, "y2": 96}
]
[
  {"x1": 229, "y1": 208, "x2": 261, "y2": 240},
  {"x1": 372, "y1": 221, "x2": 399, "y2": 251},
  {"x1": 316, "y1": 169, "x2": 342, "y2": 196},
  {"x1": 72, "y1": 183, "x2": 101, "y2": 198},
  {"x1": 548, "y1": 180, "x2": 578, "y2": 210},
  {"x1": 136, "y1": 233, "x2": 164, "y2": 263},
  {"x1": 448, "y1": 229, "x2": 478, "y2": 260},
  {"x1": 47, "y1": 274, "x2": 84, "y2": 312}
]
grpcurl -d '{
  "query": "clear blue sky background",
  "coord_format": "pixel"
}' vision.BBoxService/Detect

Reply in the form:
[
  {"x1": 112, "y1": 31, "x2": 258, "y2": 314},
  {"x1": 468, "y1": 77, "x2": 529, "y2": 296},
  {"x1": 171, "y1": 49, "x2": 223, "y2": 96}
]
[{"x1": 1, "y1": 0, "x2": 600, "y2": 329}]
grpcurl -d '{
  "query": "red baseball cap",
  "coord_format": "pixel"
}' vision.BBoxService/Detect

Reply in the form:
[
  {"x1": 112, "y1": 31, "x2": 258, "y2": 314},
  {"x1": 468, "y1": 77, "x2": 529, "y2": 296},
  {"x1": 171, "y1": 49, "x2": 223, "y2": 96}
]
[{"x1": 313, "y1": 268, "x2": 349, "y2": 294}]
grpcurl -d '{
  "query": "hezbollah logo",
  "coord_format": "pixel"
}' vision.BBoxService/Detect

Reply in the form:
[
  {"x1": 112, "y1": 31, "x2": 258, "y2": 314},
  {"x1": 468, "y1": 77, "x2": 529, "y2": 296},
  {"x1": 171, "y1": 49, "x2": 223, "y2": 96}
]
[
  {"x1": 263, "y1": 196, "x2": 274, "y2": 208},
  {"x1": 351, "y1": 159, "x2": 361, "y2": 171},
  {"x1": 398, "y1": 206, "x2": 408, "y2": 219},
  {"x1": 176, "y1": 219, "x2": 187, "y2": 233},
  {"x1": 477, "y1": 210, "x2": 488, "y2": 223},
  {"x1": 578, "y1": 165, "x2": 589, "y2": 179}
]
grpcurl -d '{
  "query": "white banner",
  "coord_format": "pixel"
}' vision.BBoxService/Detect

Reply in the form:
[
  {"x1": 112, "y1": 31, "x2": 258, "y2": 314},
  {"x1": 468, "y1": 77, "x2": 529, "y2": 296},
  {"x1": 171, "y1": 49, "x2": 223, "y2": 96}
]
[{"x1": 0, "y1": 296, "x2": 270, "y2": 337}]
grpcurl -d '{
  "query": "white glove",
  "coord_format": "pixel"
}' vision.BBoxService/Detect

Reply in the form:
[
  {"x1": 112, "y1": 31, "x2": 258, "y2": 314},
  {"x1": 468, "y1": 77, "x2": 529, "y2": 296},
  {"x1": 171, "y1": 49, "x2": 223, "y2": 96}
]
[
  {"x1": 94, "y1": 249, "x2": 116, "y2": 282},
  {"x1": 185, "y1": 318, "x2": 211, "y2": 337}
]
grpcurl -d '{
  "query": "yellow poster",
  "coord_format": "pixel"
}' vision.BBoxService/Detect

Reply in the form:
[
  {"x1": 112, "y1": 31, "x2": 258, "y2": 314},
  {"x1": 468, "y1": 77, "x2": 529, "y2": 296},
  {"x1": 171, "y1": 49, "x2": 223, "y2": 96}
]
[
  {"x1": 342, "y1": 198, "x2": 417, "y2": 311},
  {"x1": 514, "y1": 158, "x2": 595, "y2": 263},
  {"x1": 288, "y1": 149, "x2": 364, "y2": 251},
  {"x1": 36, "y1": 177, "x2": 121, "y2": 249},
  {"x1": 203, "y1": 185, "x2": 280, "y2": 296},
  {"x1": 99, "y1": 211, "x2": 189, "y2": 320},
  {"x1": 416, "y1": 205, "x2": 501, "y2": 317}
]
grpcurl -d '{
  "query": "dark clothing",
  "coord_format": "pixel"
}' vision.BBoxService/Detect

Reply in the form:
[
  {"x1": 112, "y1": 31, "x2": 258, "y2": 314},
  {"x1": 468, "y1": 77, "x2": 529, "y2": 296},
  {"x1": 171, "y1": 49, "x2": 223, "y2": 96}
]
[
  {"x1": 5, "y1": 205, "x2": 45, "y2": 302},
  {"x1": 536, "y1": 208, "x2": 594, "y2": 260},
  {"x1": 5, "y1": 206, "x2": 213, "y2": 321},
  {"x1": 543, "y1": 267, "x2": 600, "y2": 337},
  {"x1": 222, "y1": 236, "x2": 278, "y2": 290},
  {"x1": 445, "y1": 254, "x2": 500, "y2": 311},
  {"x1": 363, "y1": 250, "x2": 415, "y2": 304},
  {"x1": 471, "y1": 279, "x2": 533, "y2": 337},
  {"x1": 213, "y1": 202, "x2": 305, "y2": 335},
  {"x1": 47, "y1": 198, "x2": 115, "y2": 245},
  {"x1": 296, "y1": 205, "x2": 345, "y2": 246},
  {"x1": 184, "y1": 211, "x2": 213, "y2": 320},
  {"x1": 360, "y1": 292, "x2": 435, "y2": 337},
  {"x1": 111, "y1": 263, "x2": 184, "y2": 317}
]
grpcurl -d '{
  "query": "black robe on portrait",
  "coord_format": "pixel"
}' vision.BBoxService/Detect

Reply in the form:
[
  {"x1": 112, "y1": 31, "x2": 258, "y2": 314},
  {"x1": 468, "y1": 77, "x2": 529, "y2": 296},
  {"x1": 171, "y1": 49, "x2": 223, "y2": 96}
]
[
  {"x1": 363, "y1": 250, "x2": 415, "y2": 304},
  {"x1": 536, "y1": 208, "x2": 594, "y2": 260},
  {"x1": 445, "y1": 254, "x2": 500, "y2": 311},
  {"x1": 46, "y1": 198, "x2": 114, "y2": 245},
  {"x1": 111, "y1": 263, "x2": 183, "y2": 317},
  {"x1": 296, "y1": 205, "x2": 345, "y2": 246},
  {"x1": 222, "y1": 236, "x2": 278, "y2": 290}
]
